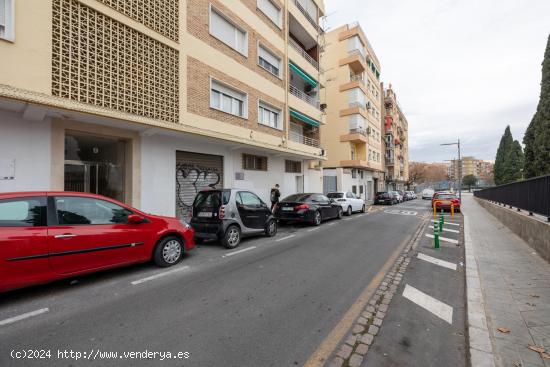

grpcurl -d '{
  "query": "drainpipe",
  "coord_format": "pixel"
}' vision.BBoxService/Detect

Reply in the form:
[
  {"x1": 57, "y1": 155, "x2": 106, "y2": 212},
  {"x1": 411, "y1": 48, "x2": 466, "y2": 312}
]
[{"x1": 284, "y1": 0, "x2": 290, "y2": 147}]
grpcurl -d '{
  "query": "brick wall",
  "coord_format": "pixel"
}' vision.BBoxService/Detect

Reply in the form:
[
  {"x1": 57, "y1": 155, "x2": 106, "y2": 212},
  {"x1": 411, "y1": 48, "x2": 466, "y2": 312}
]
[
  {"x1": 187, "y1": 0, "x2": 285, "y2": 88},
  {"x1": 187, "y1": 57, "x2": 286, "y2": 138}
]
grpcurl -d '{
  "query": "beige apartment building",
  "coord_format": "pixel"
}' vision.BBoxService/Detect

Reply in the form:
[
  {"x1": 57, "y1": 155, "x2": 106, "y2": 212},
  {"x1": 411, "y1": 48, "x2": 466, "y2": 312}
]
[
  {"x1": 449, "y1": 157, "x2": 494, "y2": 182},
  {"x1": 320, "y1": 23, "x2": 384, "y2": 200},
  {"x1": 0, "y1": 0, "x2": 327, "y2": 217},
  {"x1": 383, "y1": 85, "x2": 409, "y2": 190}
]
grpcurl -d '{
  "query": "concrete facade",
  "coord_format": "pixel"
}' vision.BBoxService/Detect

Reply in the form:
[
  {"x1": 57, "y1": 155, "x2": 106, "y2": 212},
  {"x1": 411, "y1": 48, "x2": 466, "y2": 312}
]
[{"x1": 383, "y1": 85, "x2": 409, "y2": 190}]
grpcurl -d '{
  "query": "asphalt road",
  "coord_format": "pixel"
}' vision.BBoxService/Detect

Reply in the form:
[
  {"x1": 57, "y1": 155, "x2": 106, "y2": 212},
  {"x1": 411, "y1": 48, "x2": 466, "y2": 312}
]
[{"x1": 0, "y1": 201, "x2": 426, "y2": 367}]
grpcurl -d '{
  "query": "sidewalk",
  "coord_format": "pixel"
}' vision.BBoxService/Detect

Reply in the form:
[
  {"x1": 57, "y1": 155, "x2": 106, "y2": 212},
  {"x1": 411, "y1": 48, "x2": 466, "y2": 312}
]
[{"x1": 462, "y1": 194, "x2": 550, "y2": 367}]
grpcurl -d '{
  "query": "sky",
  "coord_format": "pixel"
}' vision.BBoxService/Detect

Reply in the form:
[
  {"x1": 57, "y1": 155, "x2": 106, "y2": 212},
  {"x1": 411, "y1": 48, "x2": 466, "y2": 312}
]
[{"x1": 323, "y1": 0, "x2": 550, "y2": 162}]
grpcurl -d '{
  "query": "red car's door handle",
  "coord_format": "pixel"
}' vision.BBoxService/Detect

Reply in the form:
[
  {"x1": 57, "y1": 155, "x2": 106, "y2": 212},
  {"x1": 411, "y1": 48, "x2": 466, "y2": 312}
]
[{"x1": 54, "y1": 234, "x2": 77, "y2": 239}]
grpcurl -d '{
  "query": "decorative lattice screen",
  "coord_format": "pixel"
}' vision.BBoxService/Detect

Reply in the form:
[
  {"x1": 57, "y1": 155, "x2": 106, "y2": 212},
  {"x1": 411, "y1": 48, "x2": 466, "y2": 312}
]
[
  {"x1": 98, "y1": 0, "x2": 179, "y2": 41},
  {"x1": 52, "y1": 0, "x2": 179, "y2": 123}
]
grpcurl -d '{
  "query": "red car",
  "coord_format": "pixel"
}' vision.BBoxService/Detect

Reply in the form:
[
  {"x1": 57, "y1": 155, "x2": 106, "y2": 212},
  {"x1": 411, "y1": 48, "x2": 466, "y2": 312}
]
[
  {"x1": 432, "y1": 192, "x2": 461, "y2": 212},
  {"x1": 0, "y1": 192, "x2": 195, "y2": 292}
]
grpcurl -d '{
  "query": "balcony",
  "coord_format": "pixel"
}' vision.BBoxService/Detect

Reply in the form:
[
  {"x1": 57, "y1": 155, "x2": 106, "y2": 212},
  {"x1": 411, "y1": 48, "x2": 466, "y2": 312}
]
[
  {"x1": 340, "y1": 129, "x2": 367, "y2": 143},
  {"x1": 350, "y1": 74, "x2": 365, "y2": 84},
  {"x1": 339, "y1": 50, "x2": 367, "y2": 73},
  {"x1": 289, "y1": 130, "x2": 320, "y2": 148},
  {"x1": 386, "y1": 157, "x2": 395, "y2": 165},
  {"x1": 293, "y1": 0, "x2": 318, "y2": 29},
  {"x1": 289, "y1": 37, "x2": 319, "y2": 70},
  {"x1": 289, "y1": 84, "x2": 319, "y2": 109},
  {"x1": 340, "y1": 159, "x2": 370, "y2": 169}
]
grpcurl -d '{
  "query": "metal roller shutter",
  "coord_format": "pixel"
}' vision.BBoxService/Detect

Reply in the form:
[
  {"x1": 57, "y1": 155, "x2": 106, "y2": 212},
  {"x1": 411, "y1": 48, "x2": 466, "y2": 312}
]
[{"x1": 175, "y1": 151, "x2": 224, "y2": 219}]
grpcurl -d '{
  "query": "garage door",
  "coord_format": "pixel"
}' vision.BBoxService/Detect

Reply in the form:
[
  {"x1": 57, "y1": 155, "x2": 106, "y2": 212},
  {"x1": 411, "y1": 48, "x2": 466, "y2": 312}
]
[
  {"x1": 176, "y1": 151, "x2": 223, "y2": 219},
  {"x1": 323, "y1": 176, "x2": 337, "y2": 194}
]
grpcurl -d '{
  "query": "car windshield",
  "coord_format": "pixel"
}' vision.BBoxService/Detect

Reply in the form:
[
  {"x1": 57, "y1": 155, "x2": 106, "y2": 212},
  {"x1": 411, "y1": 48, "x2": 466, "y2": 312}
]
[
  {"x1": 327, "y1": 193, "x2": 344, "y2": 199},
  {"x1": 193, "y1": 190, "x2": 230, "y2": 211},
  {"x1": 282, "y1": 194, "x2": 312, "y2": 202},
  {"x1": 436, "y1": 194, "x2": 456, "y2": 200}
]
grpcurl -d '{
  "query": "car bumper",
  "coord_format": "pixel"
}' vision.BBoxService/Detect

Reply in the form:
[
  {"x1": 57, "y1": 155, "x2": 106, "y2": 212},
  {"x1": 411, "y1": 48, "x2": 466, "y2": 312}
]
[{"x1": 277, "y1": 211, "x2": 313, "y2": 222}]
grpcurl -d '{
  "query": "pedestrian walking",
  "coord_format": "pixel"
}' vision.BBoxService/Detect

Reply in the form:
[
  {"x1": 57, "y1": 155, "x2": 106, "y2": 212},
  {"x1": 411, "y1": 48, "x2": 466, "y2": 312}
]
[{"x1": 270, "y1": 184, "x2": 281, "y2": 212}]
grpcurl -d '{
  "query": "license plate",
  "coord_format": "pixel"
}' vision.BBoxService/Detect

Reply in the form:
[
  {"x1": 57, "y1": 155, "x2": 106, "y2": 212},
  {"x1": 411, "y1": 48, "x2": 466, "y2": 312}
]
[
  {"x1": 197, "y1": 212, "x2": 212, "y2": 217},
  {"x1": 282, "y1": 207, "x2": 294, "y2": 211},
  {"x1": 440, "y1": 200, "x2": 451, "y2": 205}
]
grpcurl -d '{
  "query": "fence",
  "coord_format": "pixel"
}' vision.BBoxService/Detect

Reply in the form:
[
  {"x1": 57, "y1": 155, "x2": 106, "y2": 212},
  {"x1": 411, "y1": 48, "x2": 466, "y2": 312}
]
[{"x1": 473, "y1": 175, "x2": 550, "y2": 221}]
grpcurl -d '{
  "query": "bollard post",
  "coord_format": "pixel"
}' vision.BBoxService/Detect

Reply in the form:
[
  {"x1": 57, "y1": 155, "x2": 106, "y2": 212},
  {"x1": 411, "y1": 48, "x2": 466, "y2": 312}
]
[
  {"x1": 439, "y1": 209, "x2": 444, "y2": 231},
  {"x1": 434, "y1": 226, "x2": 440, "y2": 249},
  {"x1": 433, "y1": 202, "x2": 437, "y2": 219},
  {"x1": 451, "y1": 204, "x2": 454, "y2": 219}
]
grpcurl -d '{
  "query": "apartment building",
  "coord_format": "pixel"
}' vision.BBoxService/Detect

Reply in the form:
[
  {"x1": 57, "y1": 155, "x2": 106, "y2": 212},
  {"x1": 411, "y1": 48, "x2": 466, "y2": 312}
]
[
  {"x1": 449, "y1": 157, "x2": 494, "y2": 181},
  {"x1": 320, "y1": 23, "x2": 384, "y2": 200},
  {"x1": 0, "y1": 0, "x2": 327, "y2": 218},
  {"x1": 383, "y1": 84, "x2": 409, "y2": 190}
]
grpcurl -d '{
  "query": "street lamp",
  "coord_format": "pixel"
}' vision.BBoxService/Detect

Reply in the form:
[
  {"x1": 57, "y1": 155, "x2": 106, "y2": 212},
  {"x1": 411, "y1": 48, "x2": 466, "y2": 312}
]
[{"x1": 441, "y1": 139, "x2": 462, "y2": 201}]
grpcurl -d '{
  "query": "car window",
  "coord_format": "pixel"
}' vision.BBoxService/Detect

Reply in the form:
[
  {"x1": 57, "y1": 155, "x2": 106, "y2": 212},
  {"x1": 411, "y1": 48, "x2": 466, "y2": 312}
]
[
  {"x1": 327, "y1": 193, "x2": 344, "y2": 199},
  {"x1": 436, "y1": 194, "x2": 456, "y2": 200},
  {"x1": 238, "y1": 192, "x2": 263, "y2": 206},
  {"x1": 283, "y1": 194, "x2": 311, "y2": 202},
  {"x1": 0, "y1": 197, "x2": 47, "y2": 227},
  {"x1": 346, "y1": 192, "x2": 355, "y2": 199},
  {"x1": 194, "y1": 191, "x2": 222, "y2": 212},
  {"x1": 55, "y1": 197, "x2": 132, "y2": 225}
]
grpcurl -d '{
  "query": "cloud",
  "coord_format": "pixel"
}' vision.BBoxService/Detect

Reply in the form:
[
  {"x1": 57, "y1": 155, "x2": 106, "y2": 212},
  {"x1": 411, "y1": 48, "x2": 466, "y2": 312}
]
[{"x1": 323, "y1": 0, "x2": 550, "y2": 162}]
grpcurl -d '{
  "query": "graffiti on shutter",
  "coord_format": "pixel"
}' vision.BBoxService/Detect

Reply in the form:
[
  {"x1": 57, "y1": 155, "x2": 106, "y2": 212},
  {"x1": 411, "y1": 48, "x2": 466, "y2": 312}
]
[{"x1": 176, "y1": 163, "x2": 222, "y2": 219}]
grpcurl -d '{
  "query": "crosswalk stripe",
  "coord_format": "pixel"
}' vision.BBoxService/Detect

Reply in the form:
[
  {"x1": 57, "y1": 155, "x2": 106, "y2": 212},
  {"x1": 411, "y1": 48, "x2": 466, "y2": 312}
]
[
  {"x1": 428, "y1": 225, "x2": 459, "y2": 233},
  {"x1": 431, "y1": 220, "x2": 460, "y2": 227},
  {"x1": 402, "y1": 284, "x2": 453, "y2": 324},
  {"x1": 417, "y1": 253, "x2": 457, "y2": 270},
  {"x1": 425, "y1": 233, "x2": 459, "y2": 244}
]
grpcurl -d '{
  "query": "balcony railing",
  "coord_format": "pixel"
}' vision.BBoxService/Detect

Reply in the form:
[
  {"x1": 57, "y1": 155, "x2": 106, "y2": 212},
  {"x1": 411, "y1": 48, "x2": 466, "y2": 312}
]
[
  {"x1": 350, "y1": 74, "x2": 365, "y2": 84},
  {"x1": 289, "y1": 131, "x2": 320, "y2": 148},
  {"x1": 289, "y1": 84, "x2": 320, "y2": 109},
  {"x1": 348, "y1": 101, "x2": 364, "y2": 109},
  {"x1": 289, "y1": 37, "x2": 319, "y2": 70},
  {"x1": 293, "y1": 0, "x2": 318, "y2": 29},
  {"x1": 349, "y1": 128, "x2": 367, "y2": 136},
  {"x1": 386, "y1": 157, "x2": 395, "y2": 164},
  {"x1": 348, "y1": 49, "x2": 366, "y2": 63}
]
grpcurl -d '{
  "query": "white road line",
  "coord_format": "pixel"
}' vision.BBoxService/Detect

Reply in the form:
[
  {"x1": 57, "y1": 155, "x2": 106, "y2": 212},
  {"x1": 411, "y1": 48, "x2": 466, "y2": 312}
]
[
  {"x1": 0, "y1": 308, "x2": 49, "y2": 326},
  {"x1": 131, "y1": 266, "x2": 190, "y2": 285},
  {"x1": 276, "y1": 235, "x2": 295, "y2": 242},
  {"x1": 308, "y1": 227, "x2": 321, "y2": 232},
  {"x1": 428, "y1": 225, "x2": 460, "y2": 233},
  {"x1": 223, "y1": 246, "x2": 257, "y2": 257},
  {"x1": 417, "y1": 253, "x2": 457, "y2": 270},
  {"x1": 328, "y1": 222, "x2": 337, "y2": 226},
  {"x1": 425, "y1": 233, "x2": 459, "y2": 244},
  {"x1": 402, "y1": 284, "x2": 453, "y2": 324},
  {"x1": 431, "y1": 220, "x2": 460, "y2": 226}
]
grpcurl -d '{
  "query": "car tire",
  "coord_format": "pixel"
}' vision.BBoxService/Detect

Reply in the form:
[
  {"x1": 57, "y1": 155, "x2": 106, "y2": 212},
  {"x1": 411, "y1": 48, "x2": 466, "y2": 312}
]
[
  {"x1": 312, "y1": 211, "x2": 322, "y2": 226},
  {"x1": 346, "y1": 206, "x2": 353, "y2": 216},
  {"x1": 153, "y1": 236, "x2": 184, "y2": 267},
  {"x1": 222, "y1": 225, "x2": 241, "y2": 249},
  {"x1": 361, "y1": 204, "x2": 366, "y2": 213},
  {"x1": 337, "y1": 207, "x2": 344, "y2": 219},
  {"x1": 265, "y1": 219, "x2": 277, "y2": 237}
]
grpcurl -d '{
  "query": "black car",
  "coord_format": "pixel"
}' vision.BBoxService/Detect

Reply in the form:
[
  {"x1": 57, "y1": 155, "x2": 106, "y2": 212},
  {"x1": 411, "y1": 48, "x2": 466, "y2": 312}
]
[
  {"x1": 276, "y1": 193, "x2": 343, "y2": 226},
  {"x1": 374, "y1": 192, "x2": 397, "y2": 205}
]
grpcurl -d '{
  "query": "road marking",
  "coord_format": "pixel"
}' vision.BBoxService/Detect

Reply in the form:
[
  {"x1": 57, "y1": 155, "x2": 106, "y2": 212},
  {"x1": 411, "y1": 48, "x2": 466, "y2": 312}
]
[
  {"x1": 428, "y1": 225, "x2": 460, "y2": 233},
  {"x1": 223, "y1": 246, "x2": 257, "y2": 257},
  {"x1": 304, "y1": 223, "x2": 420, "y2": 367},
  {"x1": 384, "y1": 209, "x2": 418, "y2": 216},
  {"x1": 417, "y1": 253, "x2": 457, "y2": 270},
  {"x1": 328, "y1": 222, "x2": 337, "y2": 226},
  {"x1": 275, "y1": 235, "x2": 295, "y2": 242},
  {"x1": 402, "y1": 284, "x2": 453, "y2": 324},
  {"x1": 431, "y1": 220, "x2": 460, "y2": 226},
  {"x1": 0, "y1": 308, "x2": 49, "y2": 326},
  {"x1": 308, "y1": 227, "x2": 321, "y2": 232},
  {"x1": 131, "y1": 266, "x2": 190, "y2": 285},
  {"x1": 425, "y1": 233, "x2": 459, "y2": 244}
]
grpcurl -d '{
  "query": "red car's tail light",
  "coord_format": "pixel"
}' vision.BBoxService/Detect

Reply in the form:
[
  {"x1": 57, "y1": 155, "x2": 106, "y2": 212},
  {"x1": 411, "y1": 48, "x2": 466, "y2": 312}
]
[
  {"x1": 219, "y1": 205, "x2": 226, "y2": 219},
  {"x1": 294, "y1": 204, "x2": 309, "y2": 211}
]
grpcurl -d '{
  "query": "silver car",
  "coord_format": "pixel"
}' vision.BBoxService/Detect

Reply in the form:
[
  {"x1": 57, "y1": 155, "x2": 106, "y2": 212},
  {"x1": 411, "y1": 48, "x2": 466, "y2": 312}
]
[{"x1": 190, "y1": 189, "x2": 277, "y2": 249}]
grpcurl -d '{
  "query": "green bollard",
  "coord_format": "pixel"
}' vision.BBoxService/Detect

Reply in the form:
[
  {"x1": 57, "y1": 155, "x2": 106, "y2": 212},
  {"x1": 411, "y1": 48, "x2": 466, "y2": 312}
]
[
  {"x1": 434, "y1": 226, "x2": 440, "y2": 249},
  {"x1": 439, "y1": 209, "x2": 444, "y2": 231}
]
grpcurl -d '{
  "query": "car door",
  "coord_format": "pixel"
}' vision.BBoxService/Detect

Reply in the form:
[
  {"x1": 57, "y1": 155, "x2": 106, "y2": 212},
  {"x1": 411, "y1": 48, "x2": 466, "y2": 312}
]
[
  {"x1": 346, "y1": 192, "x2": 357, "y2": 211},
  {"x1": 48, "y1": 195, "x2": 151, "y2": 275},
  {"x1": 352, "y1": 192, "x2": 363, "y2": 211},
  {"x1": 0, "y1": 195, "x2": 51, "y2": 291},
  {"x1": 316, "y1": 194, "x2": 336, "y2": 218},
  {"x1": 236, "y1": 191, "x2": 267, "y2": 230}
]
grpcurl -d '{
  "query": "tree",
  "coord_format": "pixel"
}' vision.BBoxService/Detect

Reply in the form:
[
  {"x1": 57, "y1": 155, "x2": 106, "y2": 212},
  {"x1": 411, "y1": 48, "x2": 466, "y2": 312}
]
[
  {"x1": 507, "y1": 140, "x2": 524, "y2": 182},
  {"x1": 462, "y1": 174, "x2": 477, "y2": 192},
  {"x1": 494, "y1": 126, "x2": 514, "y2": 185},
  {"x1": 524, "y1": 34, "x2": 550, "y2": 178}
]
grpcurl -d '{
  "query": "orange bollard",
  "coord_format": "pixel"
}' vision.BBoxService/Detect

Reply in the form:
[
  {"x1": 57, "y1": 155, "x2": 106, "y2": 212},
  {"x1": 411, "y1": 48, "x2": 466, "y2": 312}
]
[{"x1": 451, "y1": 203, "x2": 455, "y2": 219}]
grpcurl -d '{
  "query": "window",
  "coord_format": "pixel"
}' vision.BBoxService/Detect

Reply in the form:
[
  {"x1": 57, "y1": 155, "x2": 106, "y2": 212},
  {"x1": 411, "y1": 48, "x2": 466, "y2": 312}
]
[
  {"x1": 0, "y1": 197, "x2": 46, "y2": 227},
  {"x1": 259, "y1": 101, "x2": 281, "y2": 129},
  {"x1": 0, "y1": 0, "x2": 14, "y2": 41},
  {"x1": 258, "y1": 45, "x2": 281, "y2": 77},
  {"x1": 55, "y1": 197, "x2": 133, "y2": 225},
  {"x1": 242, "y1": 154, "x2": 268, "y2": 171},
  {"x1": 285, "y1": 160, "x2": 302, "y2": 173},
  {"x1": 352, "y1": 185, "x2": 357, "y2": 194},
  {"x1": 360, "y1": 170, "x2": 364, "y2": 179},
  {"x1": 210, "y1": 79, "x2": 247, "y2": 118},
  {"x1": 257, "y1": 0, "x2": 281, "y2": 27},
  {"x1": 237, "y1": 191, "x2": 264, "y2": 206},
  {"x1": 210, "y1": 6, "x2": 247, "y2": 56},
  {"x1": 351, "y1": 169, "x2": 357, "y2": 178},
  {"x1": 348, "y1": 88, "x2": 366, "y2": 107}
]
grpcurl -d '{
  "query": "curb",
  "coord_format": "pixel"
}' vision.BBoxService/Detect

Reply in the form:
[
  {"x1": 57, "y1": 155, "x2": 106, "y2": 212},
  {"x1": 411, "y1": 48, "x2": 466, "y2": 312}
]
[{"x1": 464, "y1": 214, "x2": 496, "y2": 367}]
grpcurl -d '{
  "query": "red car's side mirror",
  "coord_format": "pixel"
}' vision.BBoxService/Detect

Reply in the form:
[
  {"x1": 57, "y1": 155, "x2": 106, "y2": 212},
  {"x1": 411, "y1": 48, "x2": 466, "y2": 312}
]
[{"x1": 128, "y1": 214, "x2": 145, "y2": 224}]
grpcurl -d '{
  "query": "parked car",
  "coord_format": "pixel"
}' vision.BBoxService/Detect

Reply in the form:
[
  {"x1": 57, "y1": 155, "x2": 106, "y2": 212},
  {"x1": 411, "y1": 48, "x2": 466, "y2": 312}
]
[
  {"x1": 422, "y1": 188, "x2": 435, "y2": 200},
  {"x1": 276, "y1": 193, "x2": 343, "y2": 226},
  {"x1": 190, "y1": 189, "x2": 277, "y2": 249},
  {"x1": 404, "y1": 191, "x2": 415, "y2": 201},
  {"x1": 398, "y1": 190, "x2": 407, "y2": 201},
  {"x1": 391, "y1": 191, "x2": 403, "y2": 203},
  {"x1": 431, "y1": 193, "x2": 461, "y2": 212},
  {"x1": 0, "y1": 191, "x2": 195, "y2": 293},
  {"x1": 326, "y1": 191, "x2": 366, "y2": 215},
  {"x1": 374, "y1": 192, "x2": 398, "y2": 205}
]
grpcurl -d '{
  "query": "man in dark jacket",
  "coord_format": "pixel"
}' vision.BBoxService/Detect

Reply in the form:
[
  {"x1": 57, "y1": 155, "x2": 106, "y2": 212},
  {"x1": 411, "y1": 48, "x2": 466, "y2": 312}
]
[{"x1": 270, "y1": 184, "x2": 281, "y2": 212}]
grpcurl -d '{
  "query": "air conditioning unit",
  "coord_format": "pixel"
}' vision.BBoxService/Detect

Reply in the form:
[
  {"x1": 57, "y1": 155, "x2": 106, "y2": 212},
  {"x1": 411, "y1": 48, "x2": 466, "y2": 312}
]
[
  {"x1": 366, "y1": 101, "x2": 372, "y2": 110},
  {"x1": 305, "y1": 84, "x2": 313, "y2": 93},
  {"x1": 366, "y1": 127, "x2": 372, "y2": 134}
]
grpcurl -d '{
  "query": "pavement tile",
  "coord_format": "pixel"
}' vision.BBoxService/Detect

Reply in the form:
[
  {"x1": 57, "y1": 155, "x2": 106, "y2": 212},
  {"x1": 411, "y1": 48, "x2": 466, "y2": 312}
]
[
  {"x1": 329, "y1": 357, "x2": 344, "y2": 367},
  {"x1": 368, "y1": 325, "x2": 379, "y2": 335},
  {"x1": 336, "y1": 344, "x2": 353, "y2": 359},
  {"x1": 348, "y1": 353, "x2": 363, "y2": 367},
  {"x1": 360, "y1": 333, "x2": 374, "y2": 345},
  {"x1": 355, "y1": 343, "x2": 369, "y2": 355}
]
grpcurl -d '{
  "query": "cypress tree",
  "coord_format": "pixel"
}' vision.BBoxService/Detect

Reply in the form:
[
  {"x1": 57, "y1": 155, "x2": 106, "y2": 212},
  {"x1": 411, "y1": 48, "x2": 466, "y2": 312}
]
[
  {"x1": 506, "y1": 140, "x2": 524, "y2": 182},
  {"x1": 524, "y1": 34, "x2": 550, "y2": 177},
  {"x1": 494, "y1": 126, "x2": 513, "y2": 185}
]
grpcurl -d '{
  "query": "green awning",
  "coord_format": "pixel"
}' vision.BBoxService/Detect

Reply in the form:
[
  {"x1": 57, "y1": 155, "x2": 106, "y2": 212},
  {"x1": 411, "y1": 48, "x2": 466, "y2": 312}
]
[
  {"x1": 289, "y1": 62, "x2": 317, "y2": 88},
  {"x1": 289, "y1": 109, "x2": 320, "y2": 127}
]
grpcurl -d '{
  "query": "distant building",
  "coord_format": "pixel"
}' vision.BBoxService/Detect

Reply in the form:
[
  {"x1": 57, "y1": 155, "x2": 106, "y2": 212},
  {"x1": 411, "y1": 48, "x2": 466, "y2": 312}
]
[
  {"x1": 383, "y1": 85, "x2": 409, "y2": 190},
  {"x1": 449, "y1": 157, "x2": 494, "y2": 182}
]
